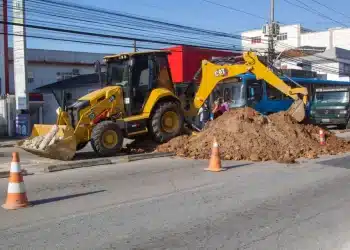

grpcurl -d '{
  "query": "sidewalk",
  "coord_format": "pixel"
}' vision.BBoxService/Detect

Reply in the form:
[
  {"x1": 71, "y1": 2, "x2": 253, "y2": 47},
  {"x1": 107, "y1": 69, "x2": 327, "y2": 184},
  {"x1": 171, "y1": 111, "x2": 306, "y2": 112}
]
[
  {"x1": 0, "y1": 144, "x2": 174, "y2": 178},
  {"x1": 0, "y1": 147, "x2": 59, "y2": 177}
]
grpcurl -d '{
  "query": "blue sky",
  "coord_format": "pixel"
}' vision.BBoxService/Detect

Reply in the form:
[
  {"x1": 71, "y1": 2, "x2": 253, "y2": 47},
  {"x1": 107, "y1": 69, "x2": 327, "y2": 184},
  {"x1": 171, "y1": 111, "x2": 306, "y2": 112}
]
[{"x1": 19, "y1": 0, "x2": 350, "y2": 53}]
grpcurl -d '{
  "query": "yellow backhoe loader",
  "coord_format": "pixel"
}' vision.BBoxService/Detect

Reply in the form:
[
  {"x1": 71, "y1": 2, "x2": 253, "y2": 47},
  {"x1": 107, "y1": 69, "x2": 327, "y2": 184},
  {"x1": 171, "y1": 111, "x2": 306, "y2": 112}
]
[{"x1": 17, "y1": 51, "x2": 308, "y2": 160}]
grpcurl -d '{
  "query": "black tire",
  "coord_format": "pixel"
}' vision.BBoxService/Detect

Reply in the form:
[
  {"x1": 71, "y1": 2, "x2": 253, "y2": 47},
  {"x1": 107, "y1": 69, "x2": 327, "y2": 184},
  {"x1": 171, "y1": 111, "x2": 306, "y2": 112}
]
[
  {"x1": 90, "y1": 121, "x2": 124, "y2": 157},
  {"x1": 76, "y1": 142, "x2": 88, "y2": 151},
  {"x1": 150, "y1": 101, "x2": 184, "y2": 143}
]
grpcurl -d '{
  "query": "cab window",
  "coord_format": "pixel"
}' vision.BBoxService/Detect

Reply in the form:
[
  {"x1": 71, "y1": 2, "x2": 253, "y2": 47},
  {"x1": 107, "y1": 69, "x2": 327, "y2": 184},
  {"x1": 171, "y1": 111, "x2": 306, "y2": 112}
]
[
  {"x1": 247, "y1": 80, "x2": 263, "y2": 102},
  {"x1": 266, "y1": 83, "x2": 291, "y2": 100},
  {"x1": 154, "y1": 56, "x2": 173, "y2": 91}
]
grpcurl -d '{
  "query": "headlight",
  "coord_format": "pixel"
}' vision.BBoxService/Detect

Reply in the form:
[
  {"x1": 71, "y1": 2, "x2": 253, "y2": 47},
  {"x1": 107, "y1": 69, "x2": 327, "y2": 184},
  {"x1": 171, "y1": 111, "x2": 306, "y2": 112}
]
[
  {"x1": 339, "y1": 110, "x2": 348, "y2": 114},
  {"x1": 56, "y1": 107, "x2": 61, "y2": 114}
]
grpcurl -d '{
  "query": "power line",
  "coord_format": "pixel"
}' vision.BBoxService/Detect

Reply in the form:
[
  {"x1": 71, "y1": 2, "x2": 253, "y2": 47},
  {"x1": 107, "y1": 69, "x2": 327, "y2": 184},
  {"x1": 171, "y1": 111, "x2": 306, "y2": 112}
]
[
  {"x1": 307, "y1": 0, "x2": 350, "y2": 21},
  {"x1": 6, "y1": 1, "x2": 244, "y2": 49},
  {"x1": 18, "y1": 2, "x2": 230, "y2": 40},
  {"x1": 195, "y1": 0, "x2": 342, "y2": 67},
  {"x1": 283, "y1": 0, "x2": 348, "y2": 27},
  {"x1": 23, "y1": 0, "x2": 222, "y2": 38},
  {"x1": 4, "y1": 11, "x2": 238, "y2": 49},
  {"x1": 281, "y1": 56, "x2": 349, "y2": 76},
  {"x1": 1, "y1": 32, "x2": 161, "y2": 50},
  {"x1": 13, "y1": 0, "x2": 259, "y2": 44},
  {"x1": 25, "y1": 0, "x2": 245, "y2": 41},
  {"x1": 201, "y1": 0, "x2": 266, "y2": 20},
  {"x1": 1, "y1": 21, "x2": 237, "y2": 51}
]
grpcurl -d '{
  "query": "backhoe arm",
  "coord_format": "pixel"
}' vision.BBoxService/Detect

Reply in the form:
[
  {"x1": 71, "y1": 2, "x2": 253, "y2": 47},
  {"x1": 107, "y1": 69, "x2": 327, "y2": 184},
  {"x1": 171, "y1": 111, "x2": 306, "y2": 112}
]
[
  {"x1": 193, "y1": 51, "x2": 308, "y2": 122},
  {"x1": 243, "y1": 52, "x2": 308, "y2": 103}
]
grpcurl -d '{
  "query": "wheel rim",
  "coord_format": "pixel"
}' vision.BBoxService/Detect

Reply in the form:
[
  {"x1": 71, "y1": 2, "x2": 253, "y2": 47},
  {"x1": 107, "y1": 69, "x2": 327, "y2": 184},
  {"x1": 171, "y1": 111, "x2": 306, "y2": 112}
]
[
  {"x1": 102, "y1": 130, "x2": 118, "y2": 149},
  {"x1": 161, "y1": 111, "x2": 180, "y2": 134}
]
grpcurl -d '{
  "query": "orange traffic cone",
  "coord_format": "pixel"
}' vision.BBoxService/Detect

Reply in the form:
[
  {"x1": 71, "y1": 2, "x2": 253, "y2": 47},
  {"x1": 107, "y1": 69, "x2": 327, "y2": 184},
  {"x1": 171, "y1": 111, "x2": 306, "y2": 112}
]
[
  {"x1": 2, "y1": 152, "x2": 29, "y2": 210},
  {"x1": 205, "y1": 137, "x2": 224, "y2": 172}
]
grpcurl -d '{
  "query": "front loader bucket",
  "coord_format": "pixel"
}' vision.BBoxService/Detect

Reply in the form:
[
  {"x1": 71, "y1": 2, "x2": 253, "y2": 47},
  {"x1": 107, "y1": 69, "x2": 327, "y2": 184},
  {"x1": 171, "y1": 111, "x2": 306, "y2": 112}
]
[
  {"x1": 16, "y1": 124, "x2": 77, "y2": 161},
  {"x1": 287, "y1": 99, "x2": 306, "y2": 122}
]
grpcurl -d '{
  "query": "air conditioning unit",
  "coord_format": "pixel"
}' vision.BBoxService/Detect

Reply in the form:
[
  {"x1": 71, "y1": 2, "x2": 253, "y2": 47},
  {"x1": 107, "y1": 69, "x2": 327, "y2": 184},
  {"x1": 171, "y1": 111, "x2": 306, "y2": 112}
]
[{"x1": 262, "y1": 22, "x2": 280, "y2": 37}]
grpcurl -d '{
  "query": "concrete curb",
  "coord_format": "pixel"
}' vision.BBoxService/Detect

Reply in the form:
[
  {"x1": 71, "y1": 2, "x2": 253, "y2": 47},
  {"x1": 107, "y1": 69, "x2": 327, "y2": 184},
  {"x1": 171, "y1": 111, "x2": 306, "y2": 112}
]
[
  {"x1": 44, "y1": 159, "x2": 112, "y2": 173},
  {"x1": 0, "y1": 143, "x2": 15, "y2": 148},
  {"x1": 128, "y1": 151, "x2": 175, "y2": 161},
  {"x1": 0, "y1": 152, "x2": 176, "y2": 175},
  {"x1": 111, "y1": 152, "x2": 176, "y2": 163},
  {"x1": 45, "y1": 152, "x2": 175, "y2": 173},
  {"x1": 0, "y1": 169, "x2": 29, "y2": 179}
]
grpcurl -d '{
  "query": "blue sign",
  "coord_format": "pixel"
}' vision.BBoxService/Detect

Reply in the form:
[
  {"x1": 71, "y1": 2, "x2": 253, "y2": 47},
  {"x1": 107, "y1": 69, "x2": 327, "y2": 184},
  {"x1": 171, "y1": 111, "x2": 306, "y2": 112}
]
[{"x1": 16, "y1": 114, "x2": 30, "y2": 137}]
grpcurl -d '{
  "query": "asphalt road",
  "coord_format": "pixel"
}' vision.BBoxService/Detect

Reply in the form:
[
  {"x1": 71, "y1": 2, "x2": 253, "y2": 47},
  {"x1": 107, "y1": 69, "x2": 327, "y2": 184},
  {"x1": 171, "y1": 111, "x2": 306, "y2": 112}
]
[{"x1": 1, "y1": 155, "x2": 350, "y2": 249}]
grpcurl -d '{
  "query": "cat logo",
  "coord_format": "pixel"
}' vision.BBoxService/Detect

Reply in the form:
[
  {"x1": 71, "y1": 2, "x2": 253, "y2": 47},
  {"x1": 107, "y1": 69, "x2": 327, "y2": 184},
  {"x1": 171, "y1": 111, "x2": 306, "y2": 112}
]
[{"x1": 214, "y1": 68, "x2": 228, "y2": 77}]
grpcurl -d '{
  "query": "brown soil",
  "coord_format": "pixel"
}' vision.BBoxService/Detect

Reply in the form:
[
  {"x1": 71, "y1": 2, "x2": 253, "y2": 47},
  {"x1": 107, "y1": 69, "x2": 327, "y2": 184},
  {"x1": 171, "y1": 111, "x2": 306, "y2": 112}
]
[{"x1": 156, "y1": 107, "x2": 350, "y2": 163}]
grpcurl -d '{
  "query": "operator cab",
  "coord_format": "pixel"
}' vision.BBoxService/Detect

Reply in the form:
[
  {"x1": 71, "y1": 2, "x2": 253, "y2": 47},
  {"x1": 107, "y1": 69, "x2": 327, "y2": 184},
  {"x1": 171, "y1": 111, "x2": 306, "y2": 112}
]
[
  {"x1": 102, "y1": 51, "x2": 174, "y2": 116},
  {"x1": 209, "y1": 76, "x2": 248, "y2": 109}
]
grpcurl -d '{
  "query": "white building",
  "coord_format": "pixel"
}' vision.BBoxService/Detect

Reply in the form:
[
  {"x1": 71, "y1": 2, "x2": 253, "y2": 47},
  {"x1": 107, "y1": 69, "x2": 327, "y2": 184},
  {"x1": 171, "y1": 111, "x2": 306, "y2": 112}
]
[
  {"x1": 241, "y1": 24, "x2": 350, "y2": 81},
  {"x1": 241, "y1": 24, "x2": 350, "y2": 52},
  {"x1": 277, "y1": 47, "x2": 350, "y2": 81}
]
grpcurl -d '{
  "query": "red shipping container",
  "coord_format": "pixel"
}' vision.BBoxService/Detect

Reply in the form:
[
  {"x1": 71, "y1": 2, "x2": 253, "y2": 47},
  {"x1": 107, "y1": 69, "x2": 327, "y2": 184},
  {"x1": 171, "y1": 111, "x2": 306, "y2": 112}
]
[{"x1": 166, "y1": 45, "x2": 240, "y2": 83}]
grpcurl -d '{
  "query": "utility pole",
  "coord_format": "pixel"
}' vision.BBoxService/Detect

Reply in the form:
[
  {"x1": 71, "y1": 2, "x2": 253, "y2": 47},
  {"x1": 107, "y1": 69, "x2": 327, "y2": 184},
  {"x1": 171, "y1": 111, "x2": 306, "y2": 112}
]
[
  {"x1": 267, "y1": 0, "x2": 275, "y2": 65},
  {"x1": 0, "y1": 0, "x2": 9, "y2": 95},
  {"x1": 133, "y1": 40, "x2": 137, "y2": 52},
  {"x1": 13, "y1": 0, "x2": 30, "y2": 136}
]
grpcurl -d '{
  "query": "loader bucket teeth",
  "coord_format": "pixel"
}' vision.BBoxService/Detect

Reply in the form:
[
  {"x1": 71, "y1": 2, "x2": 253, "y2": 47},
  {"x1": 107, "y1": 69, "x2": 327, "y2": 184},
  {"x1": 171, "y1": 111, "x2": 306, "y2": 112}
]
[
  {"x1": 16, "y1": 125, "x2": 77, "y2": 161},
  {"x1": 287, "y1": 99, "x2": 305, "y2": 122}
]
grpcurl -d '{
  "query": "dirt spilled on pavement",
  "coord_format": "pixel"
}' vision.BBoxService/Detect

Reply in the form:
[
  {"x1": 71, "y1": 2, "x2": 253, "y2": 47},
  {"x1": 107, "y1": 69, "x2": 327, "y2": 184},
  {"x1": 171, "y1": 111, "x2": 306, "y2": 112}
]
[{"x1": 156, "y1": 107, "x2": 350, "y2": 163}]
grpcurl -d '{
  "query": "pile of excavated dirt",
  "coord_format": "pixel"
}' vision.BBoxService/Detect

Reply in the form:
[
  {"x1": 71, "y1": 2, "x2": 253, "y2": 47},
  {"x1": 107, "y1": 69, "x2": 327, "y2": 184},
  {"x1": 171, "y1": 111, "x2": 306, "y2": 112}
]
[{"x1": 156, "y1": 107, "x2": 350, "y2": 163}]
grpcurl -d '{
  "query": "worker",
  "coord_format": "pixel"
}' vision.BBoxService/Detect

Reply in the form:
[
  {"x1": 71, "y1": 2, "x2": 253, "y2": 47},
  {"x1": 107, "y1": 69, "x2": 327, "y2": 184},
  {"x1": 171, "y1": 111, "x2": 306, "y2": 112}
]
[
  {"x1": 198, "y1": 101, "x2": 210, "y2": 129},
  {"x1": 212, "y1": 98, "x2": 224, "y2": 119},
  {"x1": 211, "y1": 97, "x2": 231, "y2": 120},
  {"x1": 221, "y1": 98, "x2": 231, "y2": 113},
  {"x1": 305, "y1": 99, "x2": 311, "y2": 123}
]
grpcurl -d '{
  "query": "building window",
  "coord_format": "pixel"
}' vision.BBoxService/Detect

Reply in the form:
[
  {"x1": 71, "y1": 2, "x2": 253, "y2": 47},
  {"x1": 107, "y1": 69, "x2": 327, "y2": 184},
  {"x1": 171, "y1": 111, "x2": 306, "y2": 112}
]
[
  {"x1": 277, "y1": 33, "x2": 287, "y2": 41},
  {"x1": 56, "y1": 69, "x2": 81, "y2": 81},
  {"x1": 345, "y1": 64, "x2": 350, "y2": 74},
  {"x1": 251, "y1": 36, "x2": 262, "y2": 44},
  {"x1": 28, "y1": 72, "x2": 34, "y2": 83},
  {"x1": 340, "y1": 63, "x2": 350, "y2": 75}
]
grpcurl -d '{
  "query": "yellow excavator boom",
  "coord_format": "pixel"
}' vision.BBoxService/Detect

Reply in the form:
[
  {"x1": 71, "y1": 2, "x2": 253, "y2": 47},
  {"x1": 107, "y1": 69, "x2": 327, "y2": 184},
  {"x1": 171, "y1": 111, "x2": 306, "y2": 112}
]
[{"x1": 193, "y1": 51, "x2": 308, "y2": 122}]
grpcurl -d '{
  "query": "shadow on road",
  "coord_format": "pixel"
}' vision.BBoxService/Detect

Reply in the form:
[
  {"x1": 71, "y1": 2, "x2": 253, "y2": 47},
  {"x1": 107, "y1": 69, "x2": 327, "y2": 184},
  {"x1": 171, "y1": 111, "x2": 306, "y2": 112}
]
[
  {"x1": 31, "y1": 190, "x2": 106, "y2": 206},
  {"x1": 223, "y1": 163, "x2": 252, "y2": 170},
  {"x1": 72, "y1": 138, "x2": 158, "y2": 160}
]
